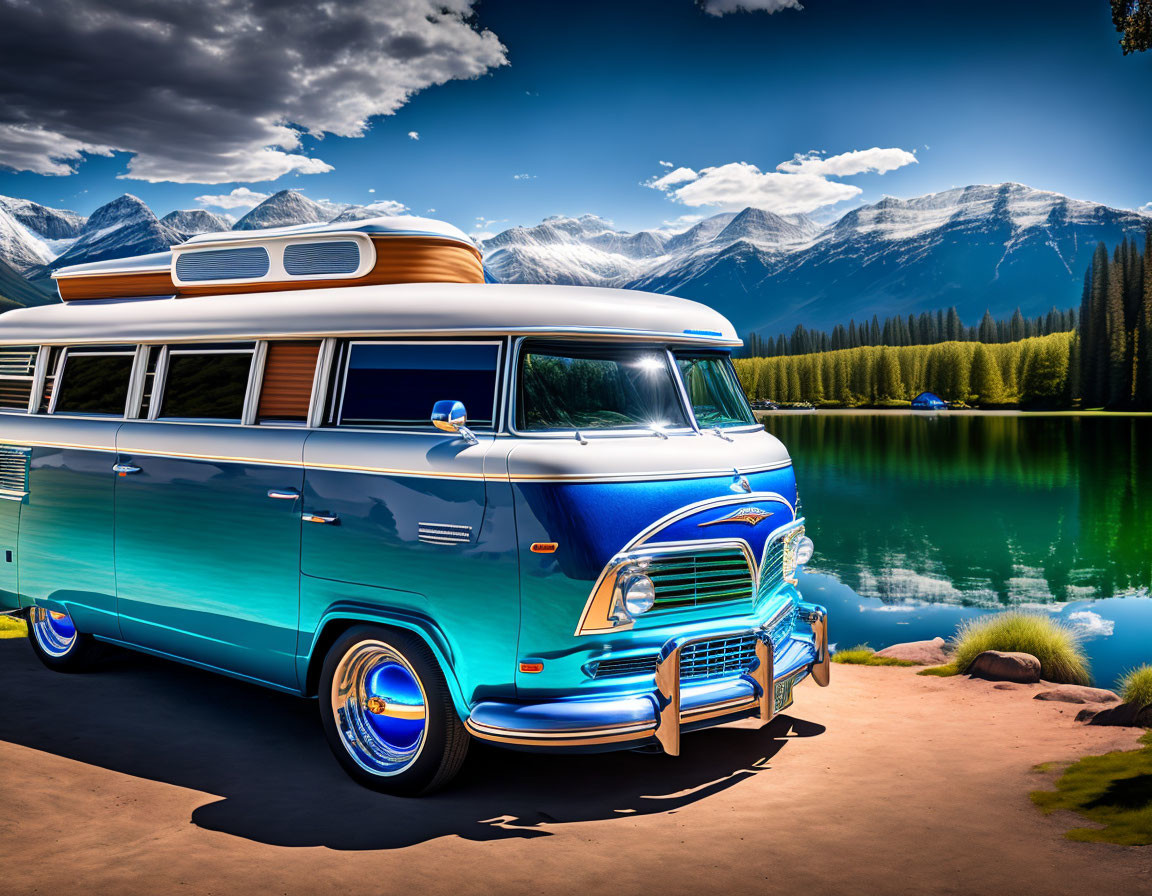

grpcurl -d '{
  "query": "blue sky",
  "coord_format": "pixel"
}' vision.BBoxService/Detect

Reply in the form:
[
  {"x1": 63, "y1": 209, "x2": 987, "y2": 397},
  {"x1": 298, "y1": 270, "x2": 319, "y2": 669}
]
[{"x1": 0, "y1": 0, "x2": 1148, "y2": 236}]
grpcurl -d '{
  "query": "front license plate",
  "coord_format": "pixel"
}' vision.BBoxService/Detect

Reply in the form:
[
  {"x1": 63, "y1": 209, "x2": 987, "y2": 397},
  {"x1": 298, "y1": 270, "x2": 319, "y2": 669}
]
[{"x1": 773, "y1": 673, "x2": 797, "y2": 713}]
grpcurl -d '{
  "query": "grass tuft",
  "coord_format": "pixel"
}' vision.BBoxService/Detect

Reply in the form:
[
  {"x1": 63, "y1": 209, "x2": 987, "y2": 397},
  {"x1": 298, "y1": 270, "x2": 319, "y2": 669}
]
[
  {"x1": 831, "y1": 644, "x2": 918, "y2": 667},
  {"x1": 1031, "y1": 731, "x2": 1152, "y2": 846},
  {"x1": 950, "y1": 611, "x2": 1091, "y2": 685},
  {"x1": 1119, "y1": 665, "x2": 1152, "y2": 709},
  {"x1": 0, "y1": 615, "x2": 26, "y2": 639}
]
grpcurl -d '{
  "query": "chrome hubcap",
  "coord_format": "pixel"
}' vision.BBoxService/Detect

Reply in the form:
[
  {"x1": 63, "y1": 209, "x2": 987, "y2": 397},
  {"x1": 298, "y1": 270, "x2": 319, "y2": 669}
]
[
  {"x1": 331, "y1": 640, "x2": 428, "y2": 776},
  {"x1": 30, "y1": 607, "x2": 77, "y2": 658}
]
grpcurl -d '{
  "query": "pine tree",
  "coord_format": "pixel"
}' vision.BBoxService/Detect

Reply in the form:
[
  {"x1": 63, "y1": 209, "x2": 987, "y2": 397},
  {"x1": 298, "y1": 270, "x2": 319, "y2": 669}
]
[
  {"x1": 1140, "y1": 227, "x2": 1152, "y2": 407},
  {"x1": 970, "y1": 343, "x2": 1006, "y2": 406},
  {"x1": 1106, "y1": 245, "x2": 1130, "y2": 406}
]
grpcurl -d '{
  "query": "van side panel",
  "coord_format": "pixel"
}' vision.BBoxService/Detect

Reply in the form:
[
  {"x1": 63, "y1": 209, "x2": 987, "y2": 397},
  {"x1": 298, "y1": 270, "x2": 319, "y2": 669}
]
[
  {"x1": 14, "y1": 416, "x2": 121, "y2": 637},
  {"x1": 0, "y1": 444, "x2": 21, "y2": 609},
  {"x1": 299, "y1": 430, "x2": 520, "y2": 705}
]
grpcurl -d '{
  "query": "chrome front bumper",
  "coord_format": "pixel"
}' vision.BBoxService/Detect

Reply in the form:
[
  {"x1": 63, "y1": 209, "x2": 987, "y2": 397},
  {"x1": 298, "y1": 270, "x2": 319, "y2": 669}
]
[{"x1": 465, "y1": 603, "x2": 829, "y2": 753}]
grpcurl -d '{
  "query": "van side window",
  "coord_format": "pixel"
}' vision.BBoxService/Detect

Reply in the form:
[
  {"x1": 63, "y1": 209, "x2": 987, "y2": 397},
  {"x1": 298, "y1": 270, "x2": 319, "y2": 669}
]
[
  {"x1": 52, "y1": 348, "x2": 134, "y2": 416},
  {"x1": 338, "y1": 342, "x2": 500, "y2": 428},
  {"x1": 0, "y1": 345, "x2": 37, "y2": 411},
  {"x1": 258, "y1": 341, "x2": 321, "y2": 423},
  {"x1": 157, "y1": 346, "x2": 254, "y2": 422}
]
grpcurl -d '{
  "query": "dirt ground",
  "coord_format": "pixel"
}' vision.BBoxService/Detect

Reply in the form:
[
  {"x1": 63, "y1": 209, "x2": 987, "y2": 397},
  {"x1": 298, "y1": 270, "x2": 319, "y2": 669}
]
[{"x1": 0, "y1": 637, "x2": 1149, "y2": 896}]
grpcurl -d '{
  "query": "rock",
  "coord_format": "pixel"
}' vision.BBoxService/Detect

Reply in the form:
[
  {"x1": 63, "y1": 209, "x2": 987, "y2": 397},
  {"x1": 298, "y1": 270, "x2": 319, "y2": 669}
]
[
  {"x1": 966, "y1": 650, "x2": 1041, "y2": 684},
  {"x1": 874, "y1": 637, "x2": 951, "y2": 666},
  {"x1": 1034, "y1": 685, "x2": 1121, "y2": 705},
  {"x1": 994, "y1": 682, "x2": 1024, "y2": 690},
  {"x1": 1084, "y1": 701, "x2": 1152, "y2": 728}
]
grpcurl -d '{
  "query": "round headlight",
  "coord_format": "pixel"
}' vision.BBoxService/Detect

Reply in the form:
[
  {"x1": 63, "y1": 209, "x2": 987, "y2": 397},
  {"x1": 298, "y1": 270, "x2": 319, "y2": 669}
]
[
  {"x1": 793, "y1": 535, "x2": 815, "y2": 567},
  {"x1": 621, "y1": 574, "x2": 656, "y2": 616}
]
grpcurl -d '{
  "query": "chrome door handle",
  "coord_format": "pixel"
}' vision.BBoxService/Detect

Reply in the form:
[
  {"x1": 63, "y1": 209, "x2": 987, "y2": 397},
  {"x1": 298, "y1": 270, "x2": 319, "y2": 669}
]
[
  {"x1": 267, "y1": 489, "x2": 300, "y2": 500},
  {"x1": 302, "y1": 513, "x2": 339, "y2": 524},
  {"x1": 113, "y1": 464, "x2": 141, "y2": 475}
]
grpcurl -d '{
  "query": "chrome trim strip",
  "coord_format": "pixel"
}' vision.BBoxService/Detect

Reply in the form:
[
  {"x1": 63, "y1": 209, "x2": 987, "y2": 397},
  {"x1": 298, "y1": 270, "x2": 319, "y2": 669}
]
[
  {"x1": 243, "y1": 341, "x2": 268, "y2": 426},
  {"x1": 28, "y1": 346, "x2": 49, "y2": 414},
  {"x1": 307, "y1": 338, "x2": 336, "y2": 429}
]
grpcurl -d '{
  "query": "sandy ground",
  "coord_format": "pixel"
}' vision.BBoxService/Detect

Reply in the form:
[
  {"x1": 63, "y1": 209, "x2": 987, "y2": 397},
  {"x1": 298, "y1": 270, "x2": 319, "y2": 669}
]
[{"x1": 0, "y1": 637, "x2": 1149, "y2": 896}]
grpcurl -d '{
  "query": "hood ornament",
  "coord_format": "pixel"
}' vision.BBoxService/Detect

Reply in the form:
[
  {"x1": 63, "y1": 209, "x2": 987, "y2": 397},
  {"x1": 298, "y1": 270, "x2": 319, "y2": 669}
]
[
  {"x1": 730, "y1": 469, "x2": 752, "y2": 493},
  {"x1": 699, "y1": 506, "x2": 775, "y2": 527}
]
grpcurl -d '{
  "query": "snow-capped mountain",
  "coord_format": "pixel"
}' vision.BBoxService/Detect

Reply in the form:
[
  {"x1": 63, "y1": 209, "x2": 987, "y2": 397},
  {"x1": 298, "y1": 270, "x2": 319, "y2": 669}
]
[
  {"x1": 44, "y1": 194, "x2": 185, "y2": 274},
  {"x1": 235, "y1": 190, "x2": 332, "y2": 230},
  {"x1": 488, "y1": 183, "x2": 1150, "y2": 334},
  {"x1": 160, "y1": 209, "x2": 234, "y2": 236}
]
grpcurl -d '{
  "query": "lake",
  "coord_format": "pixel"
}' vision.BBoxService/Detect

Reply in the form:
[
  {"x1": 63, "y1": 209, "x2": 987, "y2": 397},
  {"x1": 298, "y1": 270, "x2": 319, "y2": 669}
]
[{"x1": 767, "y1": 412, "x2": 1152, "y2": 688}]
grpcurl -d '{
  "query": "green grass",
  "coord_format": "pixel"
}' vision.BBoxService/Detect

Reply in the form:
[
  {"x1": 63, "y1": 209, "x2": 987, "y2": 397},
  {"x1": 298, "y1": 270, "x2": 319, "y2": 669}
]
[
  {"x1": 950, "y1": 611, "x2": 1091, "y2": 685},
  {"x1": 831, "y1": 644, "x2": 918, "y2": 667},
  {"x1": 1120, "y1": 665, "x2": 1152, "y2": 709},
  {"x1": 1032, "y1": 731, "x2": 1152, "y2": 845},
  {"x1": 0, "y1": 615, "x2": 26, "y2": 639}
]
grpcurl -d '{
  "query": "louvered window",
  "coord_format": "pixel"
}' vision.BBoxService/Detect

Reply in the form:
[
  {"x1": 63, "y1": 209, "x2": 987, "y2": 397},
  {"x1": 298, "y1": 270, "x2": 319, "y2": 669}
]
[
  {"x1": 175, "y1": 247, "x2": 270, "y2": 282},
  {"x1": 258, "y1": 341, "x2": 321, "y2": 423},
  {"x1": 0, "y1": 345, "x2": 37, "y2": 411},
  {"x1": 283, "y1": 241, "x2": 360, "y2": 276}
]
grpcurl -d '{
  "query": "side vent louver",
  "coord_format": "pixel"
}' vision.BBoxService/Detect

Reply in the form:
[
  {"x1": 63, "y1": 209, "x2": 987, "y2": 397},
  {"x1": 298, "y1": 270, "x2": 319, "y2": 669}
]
[
  {"x1": 175, "y1": 247, "x2": 271, "y2": 282},
  {"x1": 283, "y1": 241, "x2": 361, "y2": 276},
  {"x1": 0, "y1": 346, "x2": 37, "y2": 411},
  {"x1": 0, "y1": 446, "x2": 31, "y2": 500}
]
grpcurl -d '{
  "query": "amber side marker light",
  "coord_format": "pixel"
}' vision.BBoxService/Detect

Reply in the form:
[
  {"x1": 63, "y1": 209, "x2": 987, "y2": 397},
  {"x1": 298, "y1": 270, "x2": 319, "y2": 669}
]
[
  {"x1": 530, "y1": 542, "x2": 558, "y2": 553},
  {"x1": 519, "y1": 661, "x2": 545, "y2": 674}
]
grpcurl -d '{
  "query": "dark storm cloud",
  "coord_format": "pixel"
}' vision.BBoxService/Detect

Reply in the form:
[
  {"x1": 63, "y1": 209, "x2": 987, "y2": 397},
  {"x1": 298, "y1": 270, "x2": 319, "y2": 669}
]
[{"x1": 0, "y1": 0, "x2": 507, "y2": 183}]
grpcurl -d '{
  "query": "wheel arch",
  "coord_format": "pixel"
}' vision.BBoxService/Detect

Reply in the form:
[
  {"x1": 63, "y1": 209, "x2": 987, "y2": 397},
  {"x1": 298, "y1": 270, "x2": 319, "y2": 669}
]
[{"x1": 302, "y1": 605, "x2": 469, "y2": 719}]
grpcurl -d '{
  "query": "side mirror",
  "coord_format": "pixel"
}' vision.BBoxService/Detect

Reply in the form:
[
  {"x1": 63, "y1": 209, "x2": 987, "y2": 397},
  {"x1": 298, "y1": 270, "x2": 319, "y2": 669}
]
[{"x1": 431, "y1": 400, "x2": 479, "y2": 445}]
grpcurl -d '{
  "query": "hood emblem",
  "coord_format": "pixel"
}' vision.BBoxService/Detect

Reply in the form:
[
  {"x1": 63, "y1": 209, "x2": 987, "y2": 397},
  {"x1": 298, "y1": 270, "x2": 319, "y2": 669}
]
[{"x1": 699, "y1": 506, "x2": 775, "y2": 528}]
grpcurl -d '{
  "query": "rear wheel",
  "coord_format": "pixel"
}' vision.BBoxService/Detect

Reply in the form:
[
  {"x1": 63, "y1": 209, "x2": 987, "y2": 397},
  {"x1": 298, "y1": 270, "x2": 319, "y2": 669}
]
[
  {"x1": 318, "y1": 625, "x2": 469, "y2": 795},
  {"x1": 26, "y1": 607, "x2": 104, "y2": 671}
]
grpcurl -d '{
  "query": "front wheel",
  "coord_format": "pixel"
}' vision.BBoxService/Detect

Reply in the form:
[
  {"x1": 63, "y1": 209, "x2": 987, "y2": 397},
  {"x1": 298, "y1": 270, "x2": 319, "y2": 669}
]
[
  {"x1": 26, "y1": 607, "x2": 105, "y2": 671},
  {"x1": 318, "y1": 625, "x2": 469, "y2": 795}
]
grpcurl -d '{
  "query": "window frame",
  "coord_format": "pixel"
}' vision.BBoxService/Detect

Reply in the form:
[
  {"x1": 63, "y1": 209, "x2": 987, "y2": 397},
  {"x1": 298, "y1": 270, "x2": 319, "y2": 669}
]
[
  {"x1": 0, "y1": 344, "x2": 40, "y2": 415},
  {"x1": 149, "y1": 343, "x2": 258, "y2": 424},
  {"x1": 48, "y1": 346, "x2": 137, "y2": 419},
  {"x1": 330, "y1": 338, "x2": 505, "y2": 432},
  {"x1": 671, "y1": 349, "x2": 761, "y2": 432}
]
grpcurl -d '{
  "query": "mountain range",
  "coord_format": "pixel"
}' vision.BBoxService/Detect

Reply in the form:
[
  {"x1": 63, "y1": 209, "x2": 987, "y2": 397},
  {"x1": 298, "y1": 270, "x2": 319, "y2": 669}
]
[{"x1": 0, "y1": 183, "x2": 1147, "y2": 335}]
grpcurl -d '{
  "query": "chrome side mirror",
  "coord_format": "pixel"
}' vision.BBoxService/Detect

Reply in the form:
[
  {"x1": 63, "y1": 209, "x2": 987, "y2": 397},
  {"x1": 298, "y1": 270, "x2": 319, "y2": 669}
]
[{"x1": 431, "y1": 400, "x2": 478, "y2": 445}]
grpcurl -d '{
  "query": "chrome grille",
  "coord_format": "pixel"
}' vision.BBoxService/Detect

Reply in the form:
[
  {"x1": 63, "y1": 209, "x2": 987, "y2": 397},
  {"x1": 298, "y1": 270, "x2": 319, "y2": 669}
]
[
  {"x1": 680, "y1": 635, "x2": 758, "y2": 681},
  {"x1": 175, "y1": 247, "x2": 270, "y2": 281},
  {"x1": 759, "y1": 536, "x2": 786, "y2": 601},
  {"x1": 283, "y1": 241, "x2": 360, "y2": 276},
  {"x1": 590, "y1": 655, "x2": 658, "y2": 678},
  {"x1": 0, "y1": 446, "x2": 30, "y2": 497},
  {"x1": 646, "y1": 549, "x2": 754, "y2": 609}
]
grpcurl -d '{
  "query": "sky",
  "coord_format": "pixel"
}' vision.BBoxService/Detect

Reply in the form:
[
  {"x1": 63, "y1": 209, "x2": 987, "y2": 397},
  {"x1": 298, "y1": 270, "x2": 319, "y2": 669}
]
[{"x1": 0, "y1": 0, "x2": 1148, "y2": 239}]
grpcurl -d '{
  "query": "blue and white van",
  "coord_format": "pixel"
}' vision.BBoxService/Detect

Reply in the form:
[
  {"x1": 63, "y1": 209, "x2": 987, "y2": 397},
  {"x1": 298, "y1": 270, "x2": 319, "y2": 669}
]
[{"x1": 0, "y1": 217, "x2": 828, "y2": 794}]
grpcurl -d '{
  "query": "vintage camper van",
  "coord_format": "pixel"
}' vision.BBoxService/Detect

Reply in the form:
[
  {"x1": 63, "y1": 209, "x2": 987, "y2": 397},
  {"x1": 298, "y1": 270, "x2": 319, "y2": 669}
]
[{"x1": 0, "y1": 216, "x2": 828, "y2": 794}]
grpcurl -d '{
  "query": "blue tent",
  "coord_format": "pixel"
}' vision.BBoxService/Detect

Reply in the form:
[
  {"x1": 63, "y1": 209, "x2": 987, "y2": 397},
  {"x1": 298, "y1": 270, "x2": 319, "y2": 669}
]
[{"x1": 911, "y1": 391, "x2": 947, "y2": 410}]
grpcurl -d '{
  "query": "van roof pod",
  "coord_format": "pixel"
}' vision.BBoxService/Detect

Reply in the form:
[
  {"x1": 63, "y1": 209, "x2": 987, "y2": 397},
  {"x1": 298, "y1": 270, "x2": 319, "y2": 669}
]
[{"x1": 51, "y1": 216, "x2": 486, "y2": 302}]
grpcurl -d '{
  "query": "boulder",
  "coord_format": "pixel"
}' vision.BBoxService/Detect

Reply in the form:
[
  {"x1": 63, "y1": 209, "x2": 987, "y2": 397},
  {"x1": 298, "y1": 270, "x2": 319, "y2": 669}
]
[
  {"x1": 1082, "y1": 701, "x2": 1152, "y2": 727},
  {"x1": 874, "y1": 637, "x2": 951, "y2": 666},
  {"x1": 966, "y1": 650, "x2": 1041, "y2": 684},
  {"x1": 1034, "y1": 685, "x2": 1121, "y2": 705}
]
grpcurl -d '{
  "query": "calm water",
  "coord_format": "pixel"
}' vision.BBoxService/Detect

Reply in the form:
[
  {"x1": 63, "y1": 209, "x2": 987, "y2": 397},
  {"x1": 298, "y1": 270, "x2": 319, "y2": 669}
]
[{"x1": 768, "y1": 413, "x2": 1152, "y2": 688}]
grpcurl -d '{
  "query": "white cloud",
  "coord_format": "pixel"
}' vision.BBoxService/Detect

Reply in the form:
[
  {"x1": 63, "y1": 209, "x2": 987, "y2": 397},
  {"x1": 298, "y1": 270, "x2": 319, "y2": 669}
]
[
  {"x1": 658, "y1": 213, "x2": 706, "y2": 233},
  {"x1": 512, "y1": 173, "x2": 536, "y2": 180},
  {"x1": 648, "y1": 166, "x2": 699, "y2": 190},
  {"x1": 472, "y1": 230, "x2": 496, "y2": 241},
  {"x1": 0, "y1": 123, "x2": 114, "y2": 176},
  {"x1": 1066, "y1": 610, "x2": 1115, "y2": 638},
  {"x1": 1140, "y1": 202, "x2": 1152, "y2": 216},
  {"x1": 426, "y1": 208, "x2": 436, "y2": 213},
  {"x1": 368, "y1": 188, "x2": 376, "y2": 193},
  {"x1": 408, "y1": 131, "x2": 420, "y2": 141},
  {"x1": 658, "y1": 160, "x2": 674, "y2": 168},
  {"x1": 358, "y1": 199, "x2": 408, "y2": 216},
  {"x1": 776, "y1": 147, "x2": 918, "y2": 177},
  {"x1": 700, "y1": 0, "x2": 803, "y2": 16},
  {"x1": 646, "y1": 147, "x2": 918, "y2": 215},
  {"x1": 0, "y1": 0, "x2": 507, "y2": 183},
  {"x1": 194, "y1": 186, "x2": 272, "y2": 211}
]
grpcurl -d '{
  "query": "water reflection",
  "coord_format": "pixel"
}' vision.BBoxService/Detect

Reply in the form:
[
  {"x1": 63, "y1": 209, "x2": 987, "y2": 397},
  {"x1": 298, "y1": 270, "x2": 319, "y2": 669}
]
[{"x1": 767, "y1": 413, "x2": 1152, "y2": 686}]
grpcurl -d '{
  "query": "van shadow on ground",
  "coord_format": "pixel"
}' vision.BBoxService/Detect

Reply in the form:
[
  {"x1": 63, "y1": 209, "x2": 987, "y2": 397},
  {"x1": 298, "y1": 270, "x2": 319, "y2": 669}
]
[{"x1": 0, "y1": 639, "x2": 824, "y2": 851}]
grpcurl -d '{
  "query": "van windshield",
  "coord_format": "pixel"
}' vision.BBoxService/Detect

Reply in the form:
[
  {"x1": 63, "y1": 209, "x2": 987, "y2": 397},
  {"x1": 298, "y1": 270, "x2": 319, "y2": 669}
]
[
  {"x1": 517, "y1": 343, "x2": 690, "y2": 432},
  {"x1": 674, "y1": 353, "x2": 756, "y2": 428}
]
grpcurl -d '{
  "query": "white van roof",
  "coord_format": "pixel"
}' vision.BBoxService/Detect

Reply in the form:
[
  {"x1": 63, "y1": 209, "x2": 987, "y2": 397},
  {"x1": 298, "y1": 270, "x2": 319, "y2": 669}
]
[{"x1": 0, "y1": 282, "x2": 741, "y2": 347}]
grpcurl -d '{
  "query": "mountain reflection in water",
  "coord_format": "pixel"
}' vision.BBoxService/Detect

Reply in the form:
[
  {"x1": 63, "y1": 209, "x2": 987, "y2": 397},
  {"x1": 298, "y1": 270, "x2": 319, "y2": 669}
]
[{"x1": 767, "y1": 413, "x2": 1152, "y2": 687}]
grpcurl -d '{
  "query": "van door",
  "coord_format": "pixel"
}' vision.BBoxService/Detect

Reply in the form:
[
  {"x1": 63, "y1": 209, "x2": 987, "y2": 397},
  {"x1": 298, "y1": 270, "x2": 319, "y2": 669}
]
[
  {"x1": 299, "y1": 340, "x2": 519, "y2": 701},
  {"x1": 113, "y1": 343, "x2": 307, "y2": 689}
]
